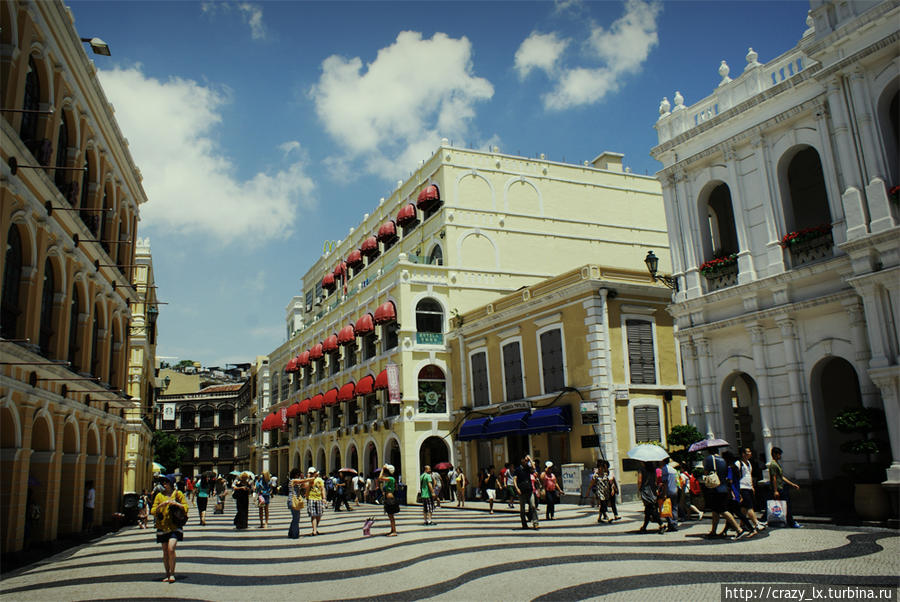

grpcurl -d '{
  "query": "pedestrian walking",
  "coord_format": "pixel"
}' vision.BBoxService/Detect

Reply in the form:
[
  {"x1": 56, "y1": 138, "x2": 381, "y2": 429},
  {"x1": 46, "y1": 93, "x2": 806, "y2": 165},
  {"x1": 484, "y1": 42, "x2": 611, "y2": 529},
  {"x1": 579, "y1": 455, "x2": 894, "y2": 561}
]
[
  {"x1": 768, "y1": 446, "x2": 802, "y2": 528},
  {"x1": 334, "y1": 472, "x2": 353, "y2": 512},
  {"x1": 419, "y1": 465, "x2": 436, "y2": 525},
  {"x1": 637, "y1": 461, "x2": 665, "y2": 534},
  {"x1": 455, "y1": 470, "x2": 468, "y2": 507},
  {"x1": 502, "y1": 463, "x2": 516, "y2": 508},
  {"x1": 514, "y1": 455, "x2": 539, "y2": 530},
  {"x1": 352, "y1": 473, "x2": 364, "y2": 506},
  {"x1": 379, "y1": 464, "x2": 399, "y2": 536},
  {"x1": 195, "y1": 473, "x2": 212, "y2": 526},
  {"x1": 150, "y1": 475, "x2": 188, "y2": 583},
  {"x1": 591, "y1": 463, "x2": 611, "y2": 522},
  {"x1": 83, "y1": 480, "x2": 95, "y2": 532},
  {"x1": 137, "y1": 489, "x2": 150, "y2": 529},
  {"x1": 660, "y1": 458, "x2": 679, "y2": 532},
  {"x1": 287, "y1": 468, "x2": 315, "y2": 539},
  {"x1": 736, "y1": 447, "x2": 764, "y2": 532},
  {"x1": 483, "y1": 466, "x2": 498, "y2": 514},
  {"x1": 305, "y1": 467, "x2": 326, "y2": 536},
  {"x1": 256, "y1": 470, "x2": 272, "y2": 528},
  {"x1": 232, "y1": 472, "x2": 252, "y2": 530},
  {"x1": 703, "y1": 449, "x2": 745, "y2": 539},
  {"x1": 540, "y1": 462, "x2": 562, "y2": 520},
  {"x1": 269, "y1": 473, "x2": 278, "y2": 498},
  {"x1": 185, "y1": 476, "x2": 194, "y2": 505},
  {"x1": 214, "y1": 476, "x2": 227, "y2": 514},
  {"x1": 366, "y1": 473, "x2": 378, "y2": 504},
  {"x1": 721, "y1": 451, "x2": 755, "y2": 538},
  {"x1": 603, "y1": 460, "x2": 621, "y2": 520}
]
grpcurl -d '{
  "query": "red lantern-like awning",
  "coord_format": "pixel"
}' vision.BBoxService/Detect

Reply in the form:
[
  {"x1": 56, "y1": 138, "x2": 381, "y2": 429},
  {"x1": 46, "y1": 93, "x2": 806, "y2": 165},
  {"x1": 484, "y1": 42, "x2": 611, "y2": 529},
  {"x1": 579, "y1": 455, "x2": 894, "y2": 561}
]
[
  {"x1": 286, "y1": 402, "x2": 302, "y2": 418},
  {"x1": 346, "y1": 249, "x2": 363, "y2": 268},
  {"x1": 309, "y1": 394, "x2": 325, "y2": 411},
  {"x1": 355, "y1": 313, "x2": 375, "y2": 335},
  {"x1": 376, "y1": 220, "x2": 397, "y2": 242},
  {"x1": 338, "y1": 382, "x2": 356, "y2": 402},
  {"x1": 417, "y1": 184, "x2": 440, "y2": 209},
  {"x1": 333, "y1": 261, "x2": 347, "y2": 278},
  {"x1": 298, "y1": 350, "x2": 310, "y2": 367},
  {"x1": 374, "y1": 301, "x2": 397, "y2": 324},
  {"x1": 323, "y1": 388, "x2": 339, "y2": 407},
  {"x1": 309, "y1": 343, "x2": 324, "y2": 360},
  {"x1": 322, "y1": 334, "x2": 339, "y2": 353},
  {"x1": 361, "y1": 236, "x2": 379, "y2": 257},
  {"x1": 284, "y1": 358, "x2": 297, "y2": 373},
  {"x1": 338, "y1": 324, "x2": 356, "y2": 345},
  {"x1": 396, "y1": 202, "x2": 417, "y2": 225},
  {"x1": 322, "y1": 273, "x2": 335, "y2": 290},
  {"x1": 374, "y1": 369, "x2": 389, "y2": 391},
  {"x1": 356, "y1": 374, "x2": 375, "y2": 396},
  {"x1": 299, "y1": 398, "x2": 311, "y2": 415}
]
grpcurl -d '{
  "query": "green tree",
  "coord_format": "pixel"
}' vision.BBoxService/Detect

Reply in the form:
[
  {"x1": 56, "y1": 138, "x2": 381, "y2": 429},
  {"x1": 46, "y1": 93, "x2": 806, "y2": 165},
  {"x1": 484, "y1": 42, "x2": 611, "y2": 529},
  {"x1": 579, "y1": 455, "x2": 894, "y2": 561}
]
[
  {"x1": 152, "y1": 430, "x2": 186, "y2": 473},
  {"x1": 667, "y1": 424, "x2": 704, "y2": 470},
  {"x1": 175, "y1": 359, "x2": 195, "y2": 369}
]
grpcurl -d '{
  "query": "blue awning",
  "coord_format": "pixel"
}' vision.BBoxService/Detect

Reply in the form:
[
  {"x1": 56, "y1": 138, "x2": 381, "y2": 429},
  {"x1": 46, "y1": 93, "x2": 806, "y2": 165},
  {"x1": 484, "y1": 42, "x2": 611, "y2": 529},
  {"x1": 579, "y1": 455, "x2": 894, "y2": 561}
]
[
  {"x1": 524, "y1": 406, "x2": 572, "y2": 434},
  {"x1": 483, "y1": 411, "x2": 529, "y2": 438},
  {"x1": 457, "y1": 417, "x2": 491, "y2": 441}
]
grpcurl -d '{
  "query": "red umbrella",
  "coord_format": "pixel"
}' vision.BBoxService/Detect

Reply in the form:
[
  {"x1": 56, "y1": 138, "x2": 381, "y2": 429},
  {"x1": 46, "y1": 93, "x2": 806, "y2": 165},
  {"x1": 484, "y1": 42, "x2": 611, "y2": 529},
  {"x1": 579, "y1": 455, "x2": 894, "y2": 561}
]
[
  {"x1": 433, "y1": 462, "x2": 453, "y2": 471},
  {"x1": 338, "y1": 467, "x2": 358, "y2": 475}
]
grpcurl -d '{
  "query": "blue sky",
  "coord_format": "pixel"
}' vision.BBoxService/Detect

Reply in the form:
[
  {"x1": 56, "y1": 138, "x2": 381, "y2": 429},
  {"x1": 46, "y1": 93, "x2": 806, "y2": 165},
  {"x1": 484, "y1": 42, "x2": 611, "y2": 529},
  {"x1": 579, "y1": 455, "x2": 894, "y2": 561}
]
[{"x1": 66, "y1": 0, "x2": 811, "y2": 368}]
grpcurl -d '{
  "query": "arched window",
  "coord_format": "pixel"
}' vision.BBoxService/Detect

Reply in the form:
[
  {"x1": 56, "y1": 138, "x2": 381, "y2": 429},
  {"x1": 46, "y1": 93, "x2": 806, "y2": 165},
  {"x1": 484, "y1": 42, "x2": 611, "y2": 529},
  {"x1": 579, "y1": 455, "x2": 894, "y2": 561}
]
[
  {"x1": 417, "y1": 365, "x2": 446, "y2": 413},
  {"x1": 198, "y1": 436, "x2": 214, "y2": 460},
  {"x1": 1, "y1": 225, "x2": 23, "y2": 339},
  {"x1": 90, "y1": 304, "x2": 103, "y2": 379},
  {"x1": 108, "y1": 324, "x2": 118, "y2": 389},
  {"x1": 54, "y1": 112, "x2": 69, "y2": 192},
  {"x1": 180, "y1": 408, "x2": 195, "y2": 430},
  {"x1": 79, "y1": 155, "x2": 91, "y2": 211},
  {"x1": 199, "y1": 406, "x2": 215, "y2": 429},
  {"x1": 19, "y1": 56, "x2": 39, "y2": 143},
  {"x1": 218, "y1": 437, "x2": 234, "y2": 459},
  {"x1": 416, "y1": 298, "x2": 443, "y2": 334},
  {"x1": 67, "y1": 284, "x2": 81, "y2": 371},
  {"x1": 705, "y1": 183, "x2": 739, "y2": 258},
  {"x1": 39, "y1": 258, "x2": 56, "y2": 356},
  {"x1": 219, "y1": 406, "x2": 234, "y2": 427},
  {"x1": 428, "y1": 244, "x2": 443, "y2": 266},
  {"x1": 179, "y1": 437, "x2": 195, "y2": 459},
  {"x1": 96, "y1": 186, "x2": 109, "y2": 239},
  {"x1": 783, "y1": 146, "x2": 831, "y2": 231}
]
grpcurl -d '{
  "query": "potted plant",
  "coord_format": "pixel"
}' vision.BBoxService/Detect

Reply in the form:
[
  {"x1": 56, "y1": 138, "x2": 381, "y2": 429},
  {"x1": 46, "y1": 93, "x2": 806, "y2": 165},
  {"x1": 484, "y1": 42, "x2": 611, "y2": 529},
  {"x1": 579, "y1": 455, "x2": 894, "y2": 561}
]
[
  {"x1": 832, "y1": 406, "x2": 890, "y2": 520},
  {"x1": 779, "y1": 223, "x2": 832, "y2": 248},
  {"x1": 699, "y1": 252, "x2": 738, "y2": 277}
]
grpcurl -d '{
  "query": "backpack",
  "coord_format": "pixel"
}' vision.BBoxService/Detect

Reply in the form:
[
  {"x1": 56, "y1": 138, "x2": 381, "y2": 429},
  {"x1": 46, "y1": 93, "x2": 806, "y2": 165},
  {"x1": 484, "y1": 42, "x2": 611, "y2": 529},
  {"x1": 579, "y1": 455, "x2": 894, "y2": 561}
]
[{"x1": 689, "y1": 474, "x2": 701, "y2": 495}]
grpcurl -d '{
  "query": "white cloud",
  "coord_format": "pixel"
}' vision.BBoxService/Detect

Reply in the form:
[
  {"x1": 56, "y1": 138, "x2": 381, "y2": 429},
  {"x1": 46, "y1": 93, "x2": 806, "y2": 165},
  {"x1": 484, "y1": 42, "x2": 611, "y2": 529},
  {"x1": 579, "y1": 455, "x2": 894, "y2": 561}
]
[
  {"x1": 279, "y1": 140, "x2": 301, "y2": 157},
  {"x1": 201, "y1": 1, "x2": 267, "y2": 41},
  {"x1": 514, "y1": 32, "x2": 569, "y2": 79},
  {"x1": 310, "y1": 31, "x2": 494, "y2": 180},
  {"x1": 517, "y1": 0, "x2": 661, "y2": 111},
  {"x1": 98, "y1": 65, "x2": 315, "y2": 244}
]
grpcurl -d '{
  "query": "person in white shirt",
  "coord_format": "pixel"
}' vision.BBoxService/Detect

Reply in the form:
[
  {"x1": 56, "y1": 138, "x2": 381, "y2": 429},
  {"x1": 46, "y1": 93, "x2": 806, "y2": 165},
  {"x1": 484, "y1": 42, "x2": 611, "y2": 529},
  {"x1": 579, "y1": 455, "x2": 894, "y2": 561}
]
[
  {"x1": 737, "y1": 447, "x2": 764, "y2": 532},
  {"x1": 83, "y1": 481, "x2": 95, "y2": 531},
  {"x1": 269, "y1": 475, "x2": 278, "y2": 497}
]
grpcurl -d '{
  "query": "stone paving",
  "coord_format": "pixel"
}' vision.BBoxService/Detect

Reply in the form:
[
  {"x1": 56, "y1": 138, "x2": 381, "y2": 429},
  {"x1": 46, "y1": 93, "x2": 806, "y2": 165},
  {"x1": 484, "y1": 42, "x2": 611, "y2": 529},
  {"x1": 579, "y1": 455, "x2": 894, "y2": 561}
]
[{"x1": 1, "y1": 497, "x2": 897, "y2": 601}]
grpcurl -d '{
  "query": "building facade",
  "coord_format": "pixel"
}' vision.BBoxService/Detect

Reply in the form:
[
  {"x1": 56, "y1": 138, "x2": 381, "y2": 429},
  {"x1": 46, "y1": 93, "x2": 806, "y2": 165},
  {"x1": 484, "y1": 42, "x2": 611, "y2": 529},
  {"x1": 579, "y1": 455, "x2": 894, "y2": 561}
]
[
  {"x1": 650, "y1": 0, "x2": 899, "y2": 505},
  {"x1": 258, "y1": 143, "x2": 669, "y2": 501},
  {"x1": 1, "y1": 0, "x2": 153, "y2": 552},
  {"x1": 449, "y1": 264, "x2": 685, "y2": 495}
]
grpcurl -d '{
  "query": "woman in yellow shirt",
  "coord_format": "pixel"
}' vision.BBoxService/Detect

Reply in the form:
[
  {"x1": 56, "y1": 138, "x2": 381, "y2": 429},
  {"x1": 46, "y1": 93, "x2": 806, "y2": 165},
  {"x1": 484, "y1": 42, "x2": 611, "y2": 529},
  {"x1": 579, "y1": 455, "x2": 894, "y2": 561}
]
[
  {"x1": 305, "y1": 467, "x2": 326, "y2": 536},
  {"x1": 150, "y1": 475, "x2": 188, "y2": 583}
]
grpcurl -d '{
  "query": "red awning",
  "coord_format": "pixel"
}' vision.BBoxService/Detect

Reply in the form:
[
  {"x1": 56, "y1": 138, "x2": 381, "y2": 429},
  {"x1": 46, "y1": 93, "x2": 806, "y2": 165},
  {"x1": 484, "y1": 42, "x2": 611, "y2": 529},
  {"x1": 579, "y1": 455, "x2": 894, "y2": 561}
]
[
  {"x1": 374, "y1": 369, "x2": 389, "y2": 391},
  {"x1": 356, "y1": 374, "x2": 375, "y2": 396},
  {"x1": 264, "y1": 412, "x2": 278, "y2": 430},
  {"x1": 299, "y1": 398, "x2": 311, "y2": 415},
  {"x1": 261, "y1": 415, "x2": 270, "y2": 431},
  {"x1": 284, "y1": 358, "x2": 297, "y2": 373},
  {"x1": 286, "y1": 402, "x2": 302, "y2": 418},
  {"x1": 360, "y1": 236, "x2": 379, "y2": 256},
  {"x1": 309, "y1": 343, "x2": 324, "y2": 360},
  {"x1": 396, "y1": 203, "x2": 417, "y2": 225},
  {"x1": 309, "y1": 394, "x2": 325, "y2": 411},
  {"x1": 417, "y1": 184, "x2": 440, "y2": 208},
  {"x1": 324, "y1": 388, "x2": 339, "y2": 407},
  {"x1": 337, "y1": 324, "x2": 356, "y2": 345},
  {"x1": 323, "y1": 334, "x2": 339, "y2": 353},
  {"x1": 346, "y1": 249, "x2": 363, "y2": 267},
  {"x1": 374, "y1": 300, "x2": 397, "y2": 324},
  {"x1": 298, "y1": 351, "x2": 310, "y2": 367},
  {"x1": 322, "y1": 273, "x2": 335, "y2": 290},
  {"x1": 376, "y1": 220, "x2": 397, "y2": 242},
  {"x1": 333, "y1": 262, "x2": 347, "y2": 278},
  {"x1": 355, "y1": 313, "x2": 375, "y2": 335},
  {"x1": 337, "y1": 382, "x2": 356, "y2": 402}
]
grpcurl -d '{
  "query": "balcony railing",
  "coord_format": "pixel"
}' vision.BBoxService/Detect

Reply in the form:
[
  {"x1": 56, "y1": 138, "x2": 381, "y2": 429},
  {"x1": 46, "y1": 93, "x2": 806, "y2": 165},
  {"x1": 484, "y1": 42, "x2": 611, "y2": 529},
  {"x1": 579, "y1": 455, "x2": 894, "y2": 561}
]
[
  {"x1": 703, "y1": 263, "x2": 738, "y2": 292},
  {"x1": 786, "y1": 230, "x2": 833, "y2": 268}
]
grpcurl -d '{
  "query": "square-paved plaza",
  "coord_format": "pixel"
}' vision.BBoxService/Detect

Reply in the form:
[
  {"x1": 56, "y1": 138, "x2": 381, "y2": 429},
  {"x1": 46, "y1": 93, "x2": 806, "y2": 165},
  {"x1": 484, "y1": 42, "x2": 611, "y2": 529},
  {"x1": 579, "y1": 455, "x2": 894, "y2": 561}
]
[{"x1": 1, "y1": 499, "x2": 898, "y2": 601}]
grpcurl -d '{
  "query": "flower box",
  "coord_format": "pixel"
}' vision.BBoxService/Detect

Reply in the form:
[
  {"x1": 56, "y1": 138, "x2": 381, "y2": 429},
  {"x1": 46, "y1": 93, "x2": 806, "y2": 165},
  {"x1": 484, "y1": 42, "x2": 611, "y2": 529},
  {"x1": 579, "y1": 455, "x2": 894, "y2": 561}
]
[
  {"x1": 779, "y1": 223, "x2": 832, "y2": 248},
  {"x1": 699, "y1": 253, "x2": 738, "y2": 276}
]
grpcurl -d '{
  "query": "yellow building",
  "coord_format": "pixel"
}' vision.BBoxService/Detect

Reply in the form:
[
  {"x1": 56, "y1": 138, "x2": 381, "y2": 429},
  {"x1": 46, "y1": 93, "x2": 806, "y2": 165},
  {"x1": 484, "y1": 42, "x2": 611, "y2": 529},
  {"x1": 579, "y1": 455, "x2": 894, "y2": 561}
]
[
  {"x1": 449, "y1": 264, "x2": 685, "y2": 497},
  {"x1": 257, "y1": 143, "x2": 670, "y2": 502},
  {"x1": 1, "y1": 0, "x2": 152, "y2": 552}
]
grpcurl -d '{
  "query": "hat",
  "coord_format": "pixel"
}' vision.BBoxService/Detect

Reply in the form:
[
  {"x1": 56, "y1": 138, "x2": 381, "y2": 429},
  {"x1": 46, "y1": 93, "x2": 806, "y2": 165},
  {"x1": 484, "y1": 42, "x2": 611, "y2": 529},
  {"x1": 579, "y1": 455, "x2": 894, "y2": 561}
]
[
  {"x1": 162, "y1": 474, "x2": 176, "y2": 485},
  {"x1": 307, "y1": 466, "x2": 317, "y2": 474},
  {"x1": 545, "y1": 461, "x2": 553, "y2": 468},
  {"x1": 384, "y1": 464, "x2": 395, "y2": 475}
]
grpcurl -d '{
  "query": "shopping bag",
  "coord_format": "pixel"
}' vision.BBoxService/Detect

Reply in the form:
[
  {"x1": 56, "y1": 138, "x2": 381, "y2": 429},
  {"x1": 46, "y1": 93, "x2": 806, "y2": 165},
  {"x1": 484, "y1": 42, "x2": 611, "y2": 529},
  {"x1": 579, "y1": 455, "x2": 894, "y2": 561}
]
[
  {"x1": 660, "y1": 497, "x2": 673, "y2": 519},
  {"x1": 362, "y1": 516, "x2": 375, "y2": 537},
  {"x1": 766, "y1": 499, "x2": 787, "y2": 526}
]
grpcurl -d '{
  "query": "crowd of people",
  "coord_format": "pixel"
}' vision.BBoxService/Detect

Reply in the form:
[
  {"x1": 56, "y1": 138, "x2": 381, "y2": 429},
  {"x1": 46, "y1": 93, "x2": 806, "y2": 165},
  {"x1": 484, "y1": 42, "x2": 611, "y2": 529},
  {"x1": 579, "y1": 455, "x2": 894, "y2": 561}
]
[{"x1": 144, "y1": 445, "x2": 802, "y2": 582}]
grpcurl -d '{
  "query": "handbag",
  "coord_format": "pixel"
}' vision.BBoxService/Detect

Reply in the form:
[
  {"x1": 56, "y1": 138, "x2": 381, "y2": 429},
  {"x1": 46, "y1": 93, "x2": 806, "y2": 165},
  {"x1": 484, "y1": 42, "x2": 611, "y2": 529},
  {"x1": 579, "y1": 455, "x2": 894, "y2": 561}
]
[
  {"x1": 660, "y1": 497, "x2": 673, "y2": 518},
  {"x1": 291, "y1": 493, "x2": 305, "y2": 511},
  {"x1": 703, "y1": 456, "x2": 721, "y2": 488},
  {"x1": 168, "y1": 502, "x2": 188, "y2": 528},
  {"x1": 766, "y1": 499, "x2": 788, "y2": 525}
]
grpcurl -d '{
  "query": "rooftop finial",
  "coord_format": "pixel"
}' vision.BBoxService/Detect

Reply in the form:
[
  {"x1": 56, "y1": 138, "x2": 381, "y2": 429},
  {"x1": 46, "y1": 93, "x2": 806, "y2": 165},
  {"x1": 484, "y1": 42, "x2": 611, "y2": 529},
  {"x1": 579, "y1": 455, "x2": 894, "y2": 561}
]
[
  {"x1": 718, "y1": 60, "x2": 732, "y2": 86},
  {"x1": 659, "y1": 96, "x2": 670, "y2": 117},
  {"x1": 745, "y1": 47, "x2": 760, "y2": 70},
  {"x1": 673, "y1": 91, "x2": 684, "y2": 111}
]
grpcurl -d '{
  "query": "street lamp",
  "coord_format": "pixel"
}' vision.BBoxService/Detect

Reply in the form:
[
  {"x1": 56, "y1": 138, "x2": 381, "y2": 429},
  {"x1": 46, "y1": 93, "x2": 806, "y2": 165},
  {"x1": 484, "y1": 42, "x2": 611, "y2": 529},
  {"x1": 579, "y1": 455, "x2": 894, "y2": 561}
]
[
  {"x1": 80, "y1": 37, "x2": 111, "y2": 56},
  {"x1": 644, "y1": 250, "x2": 678, "y2": 291}
]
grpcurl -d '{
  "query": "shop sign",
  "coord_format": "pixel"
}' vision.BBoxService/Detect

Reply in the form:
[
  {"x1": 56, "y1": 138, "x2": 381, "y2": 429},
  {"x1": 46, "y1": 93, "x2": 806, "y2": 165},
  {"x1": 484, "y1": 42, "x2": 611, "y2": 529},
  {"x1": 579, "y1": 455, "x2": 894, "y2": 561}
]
[
  {"x1": 162, "y1": 403, "x2": 176, "y2": 420},
  {"x1": 498, "y1": 400, "x2": 530, "y2": 413},
  {"x1": 387, "y1": 362, "x2": 401, "y2": 404}
]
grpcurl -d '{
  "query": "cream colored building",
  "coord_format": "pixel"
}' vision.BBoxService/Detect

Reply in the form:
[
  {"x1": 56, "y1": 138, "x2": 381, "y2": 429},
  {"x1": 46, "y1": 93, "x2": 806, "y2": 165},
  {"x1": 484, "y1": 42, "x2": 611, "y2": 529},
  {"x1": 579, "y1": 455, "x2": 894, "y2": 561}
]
[
  {"x1": 449, "y1": 264, "x2": 685, "y2": 495},
  {"x1": 1, "y1": 0, "x2": 151, "y2": 552},
  {"x1": 258, "y1": 143, "x2": 668, "y2": 501}
]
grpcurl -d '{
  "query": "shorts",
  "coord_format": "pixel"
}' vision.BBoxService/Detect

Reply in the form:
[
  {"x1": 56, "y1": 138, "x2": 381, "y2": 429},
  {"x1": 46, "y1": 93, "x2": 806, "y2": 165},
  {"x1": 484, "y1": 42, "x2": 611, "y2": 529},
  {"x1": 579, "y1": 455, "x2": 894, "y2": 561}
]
[
  {"x1": 257, "y1": 493, "x2": 270, "y2": 506},
  {"x1": 486, "y1": 489, "x2": 496, "y2": 501},
  {"x1": 704, "y1": 489, "x2": 727, "y2": 514},
  {"x1": 422, "y1": 497, "x2": 435, "y2": 514},
  {"x1": 156, "y1": 530, "x2": 183, "y2": 544},
  {"x1": 739, "y1": 489, "x2": 754, "y2": 510},
  {"x1": 196, "y1": 497, "x2": 208, "y2": 513},
  {"x1": 384, "y1": 501, "x2": 400, "y2": 515},
  {"x1": 307, "y1": 500, "x2": 324, "y2": 517}
]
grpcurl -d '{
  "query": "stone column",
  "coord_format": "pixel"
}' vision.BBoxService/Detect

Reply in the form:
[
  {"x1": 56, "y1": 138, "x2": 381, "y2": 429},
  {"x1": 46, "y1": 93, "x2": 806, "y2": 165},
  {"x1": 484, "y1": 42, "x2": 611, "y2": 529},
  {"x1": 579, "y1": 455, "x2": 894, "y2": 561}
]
[
  {"x1": 693, "y1": 335, "x2": 720, "y2": 438},
  {"x1": 680, "y1": 337, "x2": 705, "y2": 434},
  {"x1": 751, "y1": 133, "x2": 787, "y2": 276},
  {"x1": 826, "y1": 76, "x2": 868, "y2": 240},
  {"x1": 869, "y1": 372, "x2": 900, "y2": 483},
  {"x1": 775, "y1": 316, "x2": 812, "y2": 479},
  {"x1": 724, "y1": 146, "x2": 757, "y2": 283},
  {"x1": 745, "y1": 322, "x2": 774, "y2": 456},
  {"x1": 675, "y1": 171, "x2": 704, "y2": 298}
]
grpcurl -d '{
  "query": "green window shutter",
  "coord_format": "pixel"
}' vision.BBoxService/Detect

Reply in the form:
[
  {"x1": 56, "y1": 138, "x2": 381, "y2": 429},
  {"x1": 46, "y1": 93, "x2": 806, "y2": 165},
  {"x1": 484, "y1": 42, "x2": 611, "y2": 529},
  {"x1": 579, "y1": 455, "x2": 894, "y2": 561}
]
[{"x1": 540, "y1": 329, "x2": 564, "y2": 393}]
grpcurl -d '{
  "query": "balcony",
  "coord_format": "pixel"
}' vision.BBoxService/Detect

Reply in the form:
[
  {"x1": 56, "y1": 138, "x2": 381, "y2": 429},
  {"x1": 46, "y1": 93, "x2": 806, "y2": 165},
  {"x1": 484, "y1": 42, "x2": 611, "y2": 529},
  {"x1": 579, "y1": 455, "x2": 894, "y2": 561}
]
[
  {"x1": 700, "y1": 254, "x2": 738, "y2": 293},
  {"x1": 784, "y1": 228, "x2": 833, "y2": 268}
]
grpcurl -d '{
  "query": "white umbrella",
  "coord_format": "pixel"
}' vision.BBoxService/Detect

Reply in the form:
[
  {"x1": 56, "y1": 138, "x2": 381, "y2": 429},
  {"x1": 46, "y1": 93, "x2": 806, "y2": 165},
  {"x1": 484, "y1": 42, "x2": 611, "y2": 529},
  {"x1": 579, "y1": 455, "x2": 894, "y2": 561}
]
[{"x1": 626, "y1": 443, "x2": 669, "y2": 462}]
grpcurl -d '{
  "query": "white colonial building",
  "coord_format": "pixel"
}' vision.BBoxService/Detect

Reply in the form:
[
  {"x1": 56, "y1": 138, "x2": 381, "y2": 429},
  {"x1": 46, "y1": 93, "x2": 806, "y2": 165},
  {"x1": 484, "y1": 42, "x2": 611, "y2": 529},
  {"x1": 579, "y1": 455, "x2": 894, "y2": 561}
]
[{"x1": 650, "y1": 0, "x2": 899, "y2": 501}]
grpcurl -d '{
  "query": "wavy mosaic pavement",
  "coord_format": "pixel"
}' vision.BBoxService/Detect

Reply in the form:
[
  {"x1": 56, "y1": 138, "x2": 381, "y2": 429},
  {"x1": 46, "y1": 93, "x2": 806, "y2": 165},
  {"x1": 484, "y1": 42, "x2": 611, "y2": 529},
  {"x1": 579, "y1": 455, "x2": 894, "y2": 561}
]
[{"x1": 1, "y1": 499, "x2": 897, "y2": 601}]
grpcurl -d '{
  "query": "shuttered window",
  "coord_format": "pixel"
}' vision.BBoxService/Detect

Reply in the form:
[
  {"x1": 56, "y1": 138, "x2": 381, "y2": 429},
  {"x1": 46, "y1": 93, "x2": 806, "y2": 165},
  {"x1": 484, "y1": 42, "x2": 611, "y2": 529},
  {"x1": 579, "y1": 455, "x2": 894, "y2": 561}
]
[
  {"x1": 633, "y1": 405, "x2": 661, "y2": 443},
  {"x1": 540, "y1": 328, "x2": 564, "y2": 393},
  {"x1": 502, "y1": 342, "x2": 524, "y2": 401},
  {"x1": 626, "y1": 319, "x2": 656, "y2": 384},
  {"x1": 470, "y1": 351, "x2": 490, "y2": 407}
]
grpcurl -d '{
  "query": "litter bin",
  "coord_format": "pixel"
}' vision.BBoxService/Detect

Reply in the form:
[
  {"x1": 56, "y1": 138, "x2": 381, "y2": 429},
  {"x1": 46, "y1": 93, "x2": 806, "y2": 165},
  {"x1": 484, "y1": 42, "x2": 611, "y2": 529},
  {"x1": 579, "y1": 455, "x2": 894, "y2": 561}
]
[{"x1": 122, "y1": 493, "x2": 139, "y2": 525}]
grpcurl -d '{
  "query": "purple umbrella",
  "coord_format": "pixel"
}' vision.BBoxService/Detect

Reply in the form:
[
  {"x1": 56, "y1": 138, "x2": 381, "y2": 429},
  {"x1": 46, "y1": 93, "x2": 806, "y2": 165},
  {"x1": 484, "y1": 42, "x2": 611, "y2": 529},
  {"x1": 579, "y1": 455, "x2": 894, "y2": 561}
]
[{"x1": 688, "y1": 438, "x2": 729, "y2": 452}]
